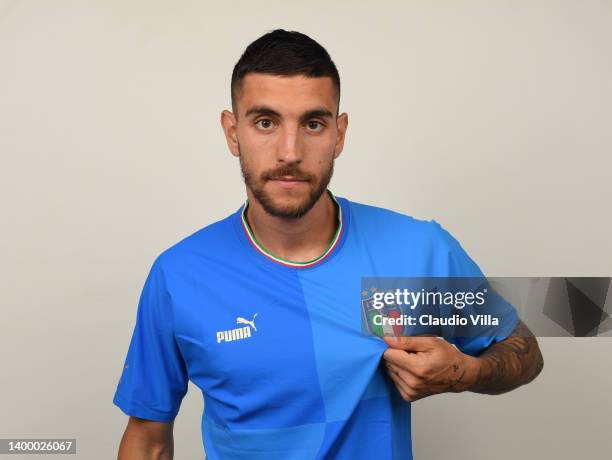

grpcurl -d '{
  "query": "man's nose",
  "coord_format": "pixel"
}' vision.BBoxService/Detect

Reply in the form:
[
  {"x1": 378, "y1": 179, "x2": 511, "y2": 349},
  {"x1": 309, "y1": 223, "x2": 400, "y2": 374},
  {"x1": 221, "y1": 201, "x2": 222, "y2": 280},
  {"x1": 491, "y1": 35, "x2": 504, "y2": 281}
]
[{"x1": 276, "y1": 126, "x2": 303, "y2": 164}]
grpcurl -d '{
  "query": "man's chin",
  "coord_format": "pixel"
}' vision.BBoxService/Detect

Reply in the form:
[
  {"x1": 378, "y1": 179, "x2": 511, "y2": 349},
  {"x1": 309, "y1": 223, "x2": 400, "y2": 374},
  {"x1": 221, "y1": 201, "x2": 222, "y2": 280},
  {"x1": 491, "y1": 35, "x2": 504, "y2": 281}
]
[
  {"x1": 253, "y1": 186, "x2": 319, "y2": 219},
  {"x1": 261, "y1": 197, "x2": 314, "y2": 219},
  {"x1": 265, "y1": 181, "x2": 311, "y2": 199}
]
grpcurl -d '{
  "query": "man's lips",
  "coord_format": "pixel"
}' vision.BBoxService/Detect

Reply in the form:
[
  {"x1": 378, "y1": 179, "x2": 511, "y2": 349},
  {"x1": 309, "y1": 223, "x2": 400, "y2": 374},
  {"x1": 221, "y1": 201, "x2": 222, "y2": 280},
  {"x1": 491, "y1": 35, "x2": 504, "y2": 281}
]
[
  {"x1": 270, "y1": 176, "x2": 308, "y2": 182},
  {"x1": 268, "y1": 176, "x2": 310, "y2": 187}
]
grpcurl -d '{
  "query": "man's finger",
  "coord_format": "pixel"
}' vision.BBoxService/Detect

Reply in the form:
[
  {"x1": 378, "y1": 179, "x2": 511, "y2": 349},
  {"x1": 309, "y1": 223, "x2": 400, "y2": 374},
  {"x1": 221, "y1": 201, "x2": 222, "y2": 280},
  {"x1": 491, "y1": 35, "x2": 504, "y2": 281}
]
[
  {"x1": 383, "y1": 347, "x2": 420, "y2": 373},
  {"x1": 385, "y1": 363, "x2": 414, "y2": 401},
  {"x1": 383, "y1": 335, "x2": 439, "y2": 352}
]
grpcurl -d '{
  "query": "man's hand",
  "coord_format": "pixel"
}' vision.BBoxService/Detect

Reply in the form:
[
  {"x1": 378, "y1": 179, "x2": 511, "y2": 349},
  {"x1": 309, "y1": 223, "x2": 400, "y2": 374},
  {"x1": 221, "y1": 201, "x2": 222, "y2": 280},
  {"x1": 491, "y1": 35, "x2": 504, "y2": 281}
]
[
  {"x1": 382, "y1": 320, "x2": 544, "y2": 401},
  {"x1": 382, "y1": 335, "x2": 480, "y2": 402}
]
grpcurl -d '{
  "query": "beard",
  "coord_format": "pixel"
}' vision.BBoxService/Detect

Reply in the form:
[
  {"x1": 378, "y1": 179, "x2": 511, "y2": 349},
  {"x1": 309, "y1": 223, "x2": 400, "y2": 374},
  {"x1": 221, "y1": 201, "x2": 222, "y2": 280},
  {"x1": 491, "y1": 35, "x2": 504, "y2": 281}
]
[{"x1": 238, "y1": 150, "x2": 335, "y2": 219}]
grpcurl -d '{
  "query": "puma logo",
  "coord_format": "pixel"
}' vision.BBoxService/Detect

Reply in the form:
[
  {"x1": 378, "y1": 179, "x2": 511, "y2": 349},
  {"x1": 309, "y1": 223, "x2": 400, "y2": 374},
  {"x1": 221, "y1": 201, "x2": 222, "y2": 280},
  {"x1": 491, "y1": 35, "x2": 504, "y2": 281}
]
[
  {"x1": 236, "y1": 313, "x2": 258, "y2": 331},
  {"x1": 216, "y1": 313, "x2": 258, "y2": 344}
]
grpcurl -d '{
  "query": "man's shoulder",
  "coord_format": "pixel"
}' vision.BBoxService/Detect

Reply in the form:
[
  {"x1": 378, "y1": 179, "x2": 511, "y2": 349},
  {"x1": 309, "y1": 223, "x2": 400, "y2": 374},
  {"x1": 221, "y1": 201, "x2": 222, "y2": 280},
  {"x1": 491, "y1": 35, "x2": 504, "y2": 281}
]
[
  {"x1": 342, "y1": 196, "x2": 454, "y2": 246},
  {"x1": 153, "y1": 207, "x2": 241, "y2": 270},
  {"x1": 342, "y1": 196, "x2": 478, "y2": 274},
  {"x1": 343, "y1": 197, "x2": 418, "y2": 223}
]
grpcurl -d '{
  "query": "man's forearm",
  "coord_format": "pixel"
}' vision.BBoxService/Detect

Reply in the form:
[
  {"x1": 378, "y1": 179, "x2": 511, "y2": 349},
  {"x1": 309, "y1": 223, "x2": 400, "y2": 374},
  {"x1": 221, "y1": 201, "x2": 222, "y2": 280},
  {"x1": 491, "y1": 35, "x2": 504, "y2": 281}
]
[
  {"x1": 467, "y1": 320, "x2": 544, "y2": 395},
  {"x1": 117, "y1": 417, "x2": 174, "y2": 460}
]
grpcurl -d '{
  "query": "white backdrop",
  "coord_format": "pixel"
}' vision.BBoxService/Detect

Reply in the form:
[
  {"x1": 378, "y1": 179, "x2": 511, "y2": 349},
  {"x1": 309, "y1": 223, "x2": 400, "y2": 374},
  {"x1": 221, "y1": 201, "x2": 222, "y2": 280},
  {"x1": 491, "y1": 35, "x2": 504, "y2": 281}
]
[{"x1": 1, "y1": 1, "x2": 611, "y2": 458}]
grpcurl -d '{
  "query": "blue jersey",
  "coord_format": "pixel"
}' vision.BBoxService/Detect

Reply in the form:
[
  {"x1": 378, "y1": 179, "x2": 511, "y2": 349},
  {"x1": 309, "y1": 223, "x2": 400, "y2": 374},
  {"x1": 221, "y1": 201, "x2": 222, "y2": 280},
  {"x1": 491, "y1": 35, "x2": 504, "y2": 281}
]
[{"x1": 113, "y1": 191, "x2": 518, "y2": 459}]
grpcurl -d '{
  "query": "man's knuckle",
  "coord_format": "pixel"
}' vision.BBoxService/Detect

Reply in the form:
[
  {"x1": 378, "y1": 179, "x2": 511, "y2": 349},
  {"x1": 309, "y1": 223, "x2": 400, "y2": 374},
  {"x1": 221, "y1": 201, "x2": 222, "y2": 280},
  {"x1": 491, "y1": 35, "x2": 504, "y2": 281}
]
[
  {"x1": 409, "y1": 379, "x2": 423, "y2": 391},
  {"x1": 412, "y1": 367, "x2": 426, "y2": 379}
]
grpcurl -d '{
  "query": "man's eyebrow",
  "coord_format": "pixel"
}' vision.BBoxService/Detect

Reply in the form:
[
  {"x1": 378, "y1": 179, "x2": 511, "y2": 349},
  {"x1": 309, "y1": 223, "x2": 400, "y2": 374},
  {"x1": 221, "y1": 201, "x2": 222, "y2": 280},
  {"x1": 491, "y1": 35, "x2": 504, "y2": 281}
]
[
  {"x1": 299, "y1": 109, "x2": 334, "y2": 123},
  {"x1": 243, "y1": 106, "x2": 334, "y2": 121},
  {"x1": 244, "y1": 106, "x2": 282, "y2": 118}
]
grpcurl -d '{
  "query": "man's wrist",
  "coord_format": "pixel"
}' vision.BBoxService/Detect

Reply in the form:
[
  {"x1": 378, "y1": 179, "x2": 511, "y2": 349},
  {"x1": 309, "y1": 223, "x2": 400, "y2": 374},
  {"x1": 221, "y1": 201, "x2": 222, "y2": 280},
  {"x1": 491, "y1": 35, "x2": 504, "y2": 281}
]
[{"x1": 458, "y1": 354, "x2": 482, "y2": 393}]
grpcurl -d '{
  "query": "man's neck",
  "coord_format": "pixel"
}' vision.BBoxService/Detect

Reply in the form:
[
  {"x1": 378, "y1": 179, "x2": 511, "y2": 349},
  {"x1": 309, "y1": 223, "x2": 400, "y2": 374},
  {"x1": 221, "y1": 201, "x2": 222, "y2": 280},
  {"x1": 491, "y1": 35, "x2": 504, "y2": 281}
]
[{"x1": 244, "y1": 190, "x2": 338, "y2": 263}]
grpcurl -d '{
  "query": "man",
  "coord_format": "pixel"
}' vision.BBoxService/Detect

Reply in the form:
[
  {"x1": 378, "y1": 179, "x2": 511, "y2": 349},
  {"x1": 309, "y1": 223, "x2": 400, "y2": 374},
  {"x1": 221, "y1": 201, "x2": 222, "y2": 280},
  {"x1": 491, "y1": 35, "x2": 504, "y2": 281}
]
[{"x1": 113, "y1": 29, "x2": 544, "y2": 459}]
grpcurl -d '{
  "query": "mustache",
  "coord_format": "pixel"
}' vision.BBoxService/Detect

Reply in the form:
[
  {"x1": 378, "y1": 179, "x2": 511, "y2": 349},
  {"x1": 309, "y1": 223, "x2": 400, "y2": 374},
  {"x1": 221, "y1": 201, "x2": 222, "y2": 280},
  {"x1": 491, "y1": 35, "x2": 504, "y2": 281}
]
[{"x1": 262, "y1": 165, "x2": 313, "y2": 181}]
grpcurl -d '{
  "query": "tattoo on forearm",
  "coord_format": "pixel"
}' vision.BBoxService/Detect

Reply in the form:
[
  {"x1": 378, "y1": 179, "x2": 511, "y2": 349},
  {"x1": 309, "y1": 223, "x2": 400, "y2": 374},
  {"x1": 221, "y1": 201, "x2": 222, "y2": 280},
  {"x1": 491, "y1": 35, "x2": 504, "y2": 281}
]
[
  {"x1": 470, "y1": 320, "x2": 544, "y2": 395},
  {"x1": 448, "y1": 366, "x2": 468, "y2": 392}
]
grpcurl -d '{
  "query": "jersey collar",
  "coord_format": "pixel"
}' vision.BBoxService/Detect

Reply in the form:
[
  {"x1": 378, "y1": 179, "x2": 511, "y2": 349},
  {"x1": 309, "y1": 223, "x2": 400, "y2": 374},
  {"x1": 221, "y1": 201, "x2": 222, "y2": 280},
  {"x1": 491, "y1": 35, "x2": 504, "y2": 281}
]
[{"x1": 239, "y1": 189, "x2": 343, "y2": 269}]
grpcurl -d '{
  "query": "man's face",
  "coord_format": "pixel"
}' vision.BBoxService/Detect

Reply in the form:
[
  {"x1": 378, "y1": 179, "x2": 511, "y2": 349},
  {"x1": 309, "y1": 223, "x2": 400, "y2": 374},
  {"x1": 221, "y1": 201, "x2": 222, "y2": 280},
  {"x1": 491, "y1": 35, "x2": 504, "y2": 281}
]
[{"x1": 221, "y1": 73, "x2": 348, "y2": 219}]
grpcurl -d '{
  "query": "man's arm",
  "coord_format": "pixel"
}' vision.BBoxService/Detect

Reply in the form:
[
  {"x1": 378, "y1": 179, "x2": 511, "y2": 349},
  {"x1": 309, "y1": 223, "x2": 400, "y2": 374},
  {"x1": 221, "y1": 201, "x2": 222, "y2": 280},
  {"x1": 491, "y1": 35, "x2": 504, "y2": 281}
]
[
  {"x1": 466, "y1": 319, "x2": 544, "y2": 395},
  {"x1": 117, "y1": 416, "x2": 174, "y2": 460},
  {"x1": 382, "y1": 319, "x2": 544, "y2": 401}
]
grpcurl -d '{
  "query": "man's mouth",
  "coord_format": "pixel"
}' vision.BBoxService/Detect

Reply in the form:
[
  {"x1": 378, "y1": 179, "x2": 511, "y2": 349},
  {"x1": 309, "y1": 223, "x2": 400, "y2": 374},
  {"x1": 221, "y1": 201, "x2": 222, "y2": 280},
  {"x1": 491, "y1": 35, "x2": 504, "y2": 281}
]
[
  {"x1": 272, "y1": 176, "x2": 308, "y2": 182},
  {"x1": 268, "y1": 176, "x2": 309, "y2": 187}
]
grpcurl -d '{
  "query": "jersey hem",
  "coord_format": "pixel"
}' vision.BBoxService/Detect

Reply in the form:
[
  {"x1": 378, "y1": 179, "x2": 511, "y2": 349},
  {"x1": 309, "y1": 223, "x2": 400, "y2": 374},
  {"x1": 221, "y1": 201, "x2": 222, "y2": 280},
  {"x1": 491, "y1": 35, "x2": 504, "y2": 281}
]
[{"x1": 113, "y1": 392, "x2": 178, "y2": 423}]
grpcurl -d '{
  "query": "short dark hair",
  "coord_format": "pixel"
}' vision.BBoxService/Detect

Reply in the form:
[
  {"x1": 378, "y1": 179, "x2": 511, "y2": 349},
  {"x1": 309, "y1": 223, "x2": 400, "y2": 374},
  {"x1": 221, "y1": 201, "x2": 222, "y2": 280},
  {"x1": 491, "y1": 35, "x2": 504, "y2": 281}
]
[{"x1": 231, "y1": 29, "x2": 341, "y2": 114}]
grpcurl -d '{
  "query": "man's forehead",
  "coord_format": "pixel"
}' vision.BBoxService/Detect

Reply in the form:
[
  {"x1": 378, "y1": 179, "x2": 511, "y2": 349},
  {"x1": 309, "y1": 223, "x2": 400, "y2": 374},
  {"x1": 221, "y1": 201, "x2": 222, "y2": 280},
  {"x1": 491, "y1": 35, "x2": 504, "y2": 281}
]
[{"x1": 236, "y1": 73, "x2": 337, "y2": 116}]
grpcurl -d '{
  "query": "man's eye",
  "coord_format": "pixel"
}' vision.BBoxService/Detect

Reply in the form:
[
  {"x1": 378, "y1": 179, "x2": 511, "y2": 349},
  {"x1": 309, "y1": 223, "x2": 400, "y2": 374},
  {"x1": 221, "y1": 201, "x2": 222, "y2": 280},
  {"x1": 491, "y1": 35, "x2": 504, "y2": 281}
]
[
  {"x1": 306, "y1": 120, "x2": 324, "y2": 131},
  {"x1": 255, "y1": 119, "x2": 274, "y2": 129}
]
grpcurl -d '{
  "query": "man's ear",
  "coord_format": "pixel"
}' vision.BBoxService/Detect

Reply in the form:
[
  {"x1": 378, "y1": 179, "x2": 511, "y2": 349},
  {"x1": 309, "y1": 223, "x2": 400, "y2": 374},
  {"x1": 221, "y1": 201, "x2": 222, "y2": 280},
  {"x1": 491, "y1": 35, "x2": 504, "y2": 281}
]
[
  {"x1": 333, "y1": 112, "x2": 349, "y2": 159},
  {"x1": 220, "y1": 110, "x2": 239, "y2": 157}
]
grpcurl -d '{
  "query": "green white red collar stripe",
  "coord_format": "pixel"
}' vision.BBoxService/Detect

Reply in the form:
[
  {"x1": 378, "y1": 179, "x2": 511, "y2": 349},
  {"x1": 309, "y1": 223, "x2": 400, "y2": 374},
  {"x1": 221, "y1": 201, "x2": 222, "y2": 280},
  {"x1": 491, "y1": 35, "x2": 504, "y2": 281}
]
[{"x1": 240, "y1": 191, "x2": 343, "y2": 268}]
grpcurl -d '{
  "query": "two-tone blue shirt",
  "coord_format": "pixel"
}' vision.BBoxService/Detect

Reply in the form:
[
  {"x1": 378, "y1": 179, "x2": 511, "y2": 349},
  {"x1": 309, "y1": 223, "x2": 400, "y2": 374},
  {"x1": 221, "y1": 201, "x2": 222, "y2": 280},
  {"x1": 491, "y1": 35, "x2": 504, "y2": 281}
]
[{"x1": 113, "y1": 191, "x2": 518, "y2": 459}]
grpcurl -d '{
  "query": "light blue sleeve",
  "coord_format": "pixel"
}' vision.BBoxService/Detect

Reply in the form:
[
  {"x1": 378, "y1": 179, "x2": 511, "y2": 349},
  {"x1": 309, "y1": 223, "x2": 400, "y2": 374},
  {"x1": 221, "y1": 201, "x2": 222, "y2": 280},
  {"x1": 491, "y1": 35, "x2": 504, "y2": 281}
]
[
  {"x1": 433, "y1": 221, "x2": 520, "y2": 356},
  {"x1": 112, "y1": 257, "x2": 189, "y2": 422}
]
